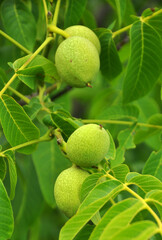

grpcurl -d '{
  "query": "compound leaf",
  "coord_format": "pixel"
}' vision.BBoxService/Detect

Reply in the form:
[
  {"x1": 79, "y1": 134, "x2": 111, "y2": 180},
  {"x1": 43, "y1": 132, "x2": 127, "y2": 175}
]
[
  {"x1": 80, "y1": 173, "x2": 104, "y2": 202},
  {"x1": 143, "y1": 149, "x2": 162, "y2": 181},
  {"x1": 110, "y1": 164, "x2": 130, "y2": 183},
  {"x1": 59, "y1": 180, "x2": 123, "y2": 240},
  {"x1": 145, "y1": 190, "x2": 162, "y2": 219},
  {"x1": 64, "y1": 0, "x2": 87, "y2": 28},
  {"x1": 127, "y1": 174, "x2": 162, "y2": 193},
  {"x1": 0, "y1": 157, "x2": 7, "y2": 180},
  {"x1": 90, "y1": 198, "x2": 144, "y2": 240},
  {"x1": 96, "y1": 28, "x2": 122, "y2": 80},
  {"x1": 123, "y1": 21, "x2": 162, "y2": 103},
  {"x1": 0, "y1": 94, "x2": 40, "y2": 154},
  {"x1": 33, "y1": 138, "x2": 70, "y2": 208},
  {"x1": 106, "y1": 221, "x2": 158, "y2": 240},
  {"x1": 13, "y1": 55, "x2": 59, "y2": 88},
  {"x1": 0, "y1": 179, "x2": 14, "y2": 240},
  {"x1": 1, "y1": 0, "x2": 36, "y2": 51},
  {"x1": 97, "y1": 104, "x2": 139, "y2": 121},
  {"x1": 5, "y1": 151, "x2": 17, "y2": 200},
  {"x1": 112, "y1": 125, "x2": 136, "y2": 167}
]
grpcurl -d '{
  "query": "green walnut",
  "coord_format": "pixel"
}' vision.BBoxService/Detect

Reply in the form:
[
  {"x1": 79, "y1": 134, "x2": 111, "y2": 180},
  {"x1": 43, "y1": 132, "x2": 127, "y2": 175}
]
[
  {"x1": 66, "y1": 124, "x2": 110, "y2": 167},
  {"x1": 55, "y1": 36, "x2": 100, "y2": 88},
  {"x1": 54, "y1": 165, "x2": 89, "y2": 218},
  {"x1": 61, "y1": 25, "x2": 101, "y2": 54}
]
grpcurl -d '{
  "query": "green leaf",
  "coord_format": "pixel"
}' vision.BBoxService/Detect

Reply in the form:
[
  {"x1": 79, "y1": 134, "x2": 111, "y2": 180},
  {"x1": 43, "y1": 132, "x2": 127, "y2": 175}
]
[
  {"x1": 90, "y1": 198, "x2": 144, "y2": 240},
  {"x1": 110, "y1": 164, "x2": 130, "y2": 182},
  {"x1": 5, "y1": 151, "x2": 17, "y2": 200},
  {"x1": 106, "y1": 0, "x2": 135, "y2": 25},
  {"x1": 0, "y1": 179, "x2": 14, "y2": 240},
  {"x1": 134, "y1": 114, "x2": 162, "y2": 145},
  {"x1": 12, "y1": 155, "x2": 44, "y2": 239},
  {"x1": 13, "y1": 55, "x2": 60, "y2": 88},
  {"x1": 111, "y1": 125, "x2": 136, "y2": 167},
  {"x1": 127, "y1": 174, "x2": 162, "y2": 193},
  {"x1": 96, "y1": 28, "x2": 122, "y2": 80},
  {"x1": 97, "y1": 104, "x2": 139, "y2": 121},
  {"x1": 143, "y1": 149, "x2": 162, "y2": 181},
  {"x1": 0, "y1": 68, "x2": 7, "y2": 91},
  {"x1": 0, "y1": 157, "x2": 7, "y2": 180},
  {"x1": 113, "y1": 0, "x2": 127, "y2": 27},
  {"x1": 145, "y1": 190, "x2": 162, "y2": 219},
  {"x1": 1, "y1": 0, "x2": 36, "y2": 51},
  {"x1": 23, "y1": 97, "x2": 42, "y2": 120},
  {"x1": 51, "y1": 112, "x2": 79, "y2": 141},
  {"x1": 64, "y1": 0, "x2": 87, "y2": 28},
  {"x1": 80, "y1": 173, "x2": 104, "y2": 202},
  {"x1": 126, "y1": 172, "x2": 140, "y2": 182},
  {"x1": 74, "y1": 225, "x2": 95, "y2": 240},
  {"x1": 123, "y1": 21, "x2": 162, "y2": 103},
  {"x1": 0, "y1": 94, "x2": 40, "y2": 154},
  {"x1": 106, "y1": 221, "x2": 158, "y2": 240},
  {"x1": 59, "y1": 180, "x2": 123, "y2": 240},
  {"x1": 33, "y1": 138, "x2": 70, "y2": 208},
  {"x1": 82, "y1": 9, "x2": 97, "y2": 29},
  {"x1": 106, "y1": 130, "x2": 116, "y2": 160},
  {"x1": 147, "y1": 10, "x2": 162, "y2": 39}
]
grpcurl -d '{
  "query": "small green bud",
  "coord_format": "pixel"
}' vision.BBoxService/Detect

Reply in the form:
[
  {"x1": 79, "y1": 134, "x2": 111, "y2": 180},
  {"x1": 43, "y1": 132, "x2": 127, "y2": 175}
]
[
  {"x1": 66, "y1": 124, "x2": 110, "y2": 167},
  {"x1": 55, "y1": 36, "x2": 100, "y2": 88},
  {"x1": 54, "y1": 165, "x2": 89, "y2": 218}
]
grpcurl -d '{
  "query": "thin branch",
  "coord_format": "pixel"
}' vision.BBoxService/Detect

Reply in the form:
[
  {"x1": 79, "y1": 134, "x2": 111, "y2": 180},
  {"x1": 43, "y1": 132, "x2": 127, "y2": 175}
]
[
  {"x1": 0, "y1": 129, "x2": 53, "y2": 157},
  {"x1": 8, "y1": 87, "x2": 30, "y2": 104},
  {"x1": 0, "y1": 37, "x2": 54, "y2": 98},
  {"x1": 112, "y1": 9, "x2": 162, "y2": 39},
  {"x1": 48, "y1": 25, "x2": 70, "y2": 38},
  {"x1": 42, "y1": 0, "x2": 48, "y2": 26},
  {"x1": 51, "y1": 86, "x2": 72, "y2": 101},
  {"x1": 52, "y1": 0, "x2": 61, "y2": 26},
  {"x1": 45, "y1": 83, "x2": 58, "y2": 94},
  {"x1": 0, "y1": 30, "x2": 31, "y2": 54},
  {"x1": 82, "y1": 119, "x2": 162, "y2": 130},
  {"x1": 106, "y1": 173, "x2": 162, "y2": 230}
]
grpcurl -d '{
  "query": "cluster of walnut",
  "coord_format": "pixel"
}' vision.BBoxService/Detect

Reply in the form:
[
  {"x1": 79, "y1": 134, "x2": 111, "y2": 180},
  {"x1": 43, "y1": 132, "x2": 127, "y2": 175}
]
[
  {"x1": 55, "y1": 25, "x2": 101, "y2": 87},
  {"x1": 54, "y1": 124, "x2": 110, "y2": 218}
]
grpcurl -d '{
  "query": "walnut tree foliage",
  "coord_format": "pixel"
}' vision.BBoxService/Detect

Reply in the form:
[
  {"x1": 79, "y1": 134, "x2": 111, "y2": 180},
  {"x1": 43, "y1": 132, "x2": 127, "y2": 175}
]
[{"x1": 0, "y1": 0, "x2": 162, "y2": 239}]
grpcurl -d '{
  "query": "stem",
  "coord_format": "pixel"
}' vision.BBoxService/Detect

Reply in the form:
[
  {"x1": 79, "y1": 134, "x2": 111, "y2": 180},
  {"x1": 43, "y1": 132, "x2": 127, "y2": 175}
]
[
  {"x1": 0, "y1": 130, "x2": 52, "y2": 157},
  {"x1": 112, "y1": 24, "x2": 131, "y2": 38},
  {"x1": 112, "y1": 9, "x2": 162, "y2": 39},
  {"x1": 52, "y1": 0, "x2": 61, "y2": 26},
  {"x1": 42, "y1": 0, "x2": 48, "y2": 26},
  {"x1": 0, "y1": 37, "x2": 53, "y2": 98},
  {"x1": 0, "y1": 30, "x2": 31, "y2": 54},
  {"x1": 48, "y1": 25, "x2": 70, "y2": 38},
  {"x1": 106, "y1": 173, "x2": 162, "y2": 230},
  {"x1": 0, "y1": 74, "x2": 17, "y2": 98},
  {"x1": 19, "y1": 37, "x2": 53, "y2": 70},
  {"x1": 82, "y1": 119, "x2": 162, "y2": 130},
  {"x1": 45, "y1": 83, "x2": 57, "y2": 94},
  {"x1": 8, "y1": 86, "x2": 30, "y2": 104},
  {"x1": 54, "y1": 128, "x2": 67, "y2": 155},
  {"x1": 144, "y1": 8, "x2": 162, "y2": 21}
]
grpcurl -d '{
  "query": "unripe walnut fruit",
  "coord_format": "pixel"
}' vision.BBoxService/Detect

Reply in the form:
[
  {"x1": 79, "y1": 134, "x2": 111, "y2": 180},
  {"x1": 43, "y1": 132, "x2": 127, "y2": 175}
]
[
  {"x1": 55, "y1": 36, "x2": 100, "y2": 88},
  {"x1": 61, "y1": 25, "x2": 101, "y2": 54},
  {"x1": 54, "y1": 166, "x2": 89, "y2": 218},
  {"x1": 66, "y1": 124, "x2": 110, "y2": 167}
]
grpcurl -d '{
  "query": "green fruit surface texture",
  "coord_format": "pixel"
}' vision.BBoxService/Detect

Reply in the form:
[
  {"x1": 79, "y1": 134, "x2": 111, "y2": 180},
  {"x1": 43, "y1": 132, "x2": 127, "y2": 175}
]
[
  {"x1": 55, "y1": 36, "x2": 100, "y2": 88},
  {"x1": 66, "y1": 124, "x2": 110, "y2": 167},
  {"x1": 54, "y1": 166, "x2": 89, "y2": 218},
  {"x1": 62, "y1": 25, "x2": 101, "y2": 54}
]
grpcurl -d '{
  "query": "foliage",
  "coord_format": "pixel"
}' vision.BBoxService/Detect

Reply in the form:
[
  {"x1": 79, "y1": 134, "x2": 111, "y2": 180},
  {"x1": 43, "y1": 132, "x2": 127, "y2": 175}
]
[{"x1": 0, "y1": 0, "x2": 161, "y2": 239}]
